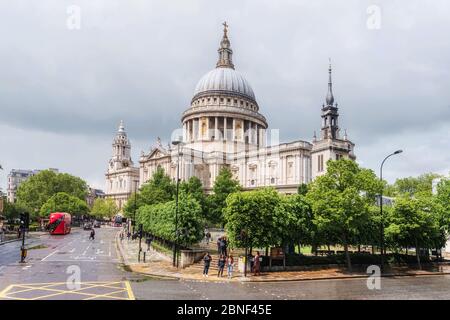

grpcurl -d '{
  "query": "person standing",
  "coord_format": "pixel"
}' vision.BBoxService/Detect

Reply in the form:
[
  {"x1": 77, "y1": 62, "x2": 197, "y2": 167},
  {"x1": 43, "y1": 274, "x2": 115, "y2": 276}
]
[
  {"x1": 203, "y1": 252, "x2": 212, "y2": 277},
  {"x1": 221, "y1": 237, "x2": 228, "y2": 256},
  {"x1": 253, "y1": 251, "x2": 261, "y2": 276},
  {"x1": 217, "y1": 237, "x2": 222, "y2": 255},
  {"x1": 217, "y1": 254, "x2": 226, "y2": 277},
  {"x1": 226, "y1": 255, "x2": 234, "y2": 279}
]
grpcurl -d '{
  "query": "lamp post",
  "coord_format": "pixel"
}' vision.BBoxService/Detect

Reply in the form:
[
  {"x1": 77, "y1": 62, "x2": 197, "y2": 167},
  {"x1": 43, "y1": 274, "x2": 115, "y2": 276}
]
[
  {"x1": 380, "y1": 149, "x2": 403, "y2": 272},
  {"x1": 132, "y1": 180, "x2": 138, "y2": 235},
  {"x1": 172, "y1": 137, "x2": 183, "y2": 267}
]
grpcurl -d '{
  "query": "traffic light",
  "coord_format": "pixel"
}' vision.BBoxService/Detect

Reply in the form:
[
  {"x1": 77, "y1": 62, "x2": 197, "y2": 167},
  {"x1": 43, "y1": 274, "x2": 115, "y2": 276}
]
[{"x1": 20, "y1": 212, "x2": 30, "y2": 230}]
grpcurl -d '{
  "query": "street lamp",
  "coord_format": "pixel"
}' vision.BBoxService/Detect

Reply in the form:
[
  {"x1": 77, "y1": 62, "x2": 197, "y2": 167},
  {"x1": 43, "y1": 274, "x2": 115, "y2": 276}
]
[
  {"x1": 380, "y1": 149, "x2": 403, "y2": 272},
  {"x1": 172, "y1": 137, "x2": 183, "y2": 267},
  {"x1": 132, "y1": 180, "x2": 139, "y2": 235}
]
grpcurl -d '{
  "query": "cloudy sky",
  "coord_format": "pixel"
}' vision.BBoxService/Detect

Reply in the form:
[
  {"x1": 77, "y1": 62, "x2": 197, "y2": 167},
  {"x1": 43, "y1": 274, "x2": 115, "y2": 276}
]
[{"x1": 0, "y1": 0, "x2": 449, "y2": 190}]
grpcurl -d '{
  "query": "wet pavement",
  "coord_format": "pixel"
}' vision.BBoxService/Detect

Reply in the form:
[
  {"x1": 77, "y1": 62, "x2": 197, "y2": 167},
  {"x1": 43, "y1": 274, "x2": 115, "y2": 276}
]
[{"x1": 2, "y1": 227, "x2": 450, "y2": 300}]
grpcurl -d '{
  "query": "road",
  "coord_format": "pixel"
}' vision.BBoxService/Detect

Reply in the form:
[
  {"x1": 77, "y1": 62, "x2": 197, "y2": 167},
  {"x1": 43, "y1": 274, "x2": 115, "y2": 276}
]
[{"x1": 2, "y1": 226, "x2": 450, "y2": 300}]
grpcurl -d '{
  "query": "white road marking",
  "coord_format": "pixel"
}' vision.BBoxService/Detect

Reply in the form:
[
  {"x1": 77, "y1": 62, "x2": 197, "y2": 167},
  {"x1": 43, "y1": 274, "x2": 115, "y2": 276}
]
[
  {"x1": 82, "y1": 244, "x2": 91, "y2": 256},
  {"x1": 41, "y1": 250, "x2": 58, "y2": 261},
  {"x1": 69, "y1": 248, "x2": 75, "y2": 253}
]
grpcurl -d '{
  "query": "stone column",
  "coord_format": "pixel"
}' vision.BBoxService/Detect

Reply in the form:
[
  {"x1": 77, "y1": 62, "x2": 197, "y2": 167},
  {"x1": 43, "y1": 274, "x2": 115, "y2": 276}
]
[
  {"x1": 215, "y1": 117, "x2": 218, "y2": 140},
  {"x1": 224, "y1": 117, "x2": 227, "y2": 141}
]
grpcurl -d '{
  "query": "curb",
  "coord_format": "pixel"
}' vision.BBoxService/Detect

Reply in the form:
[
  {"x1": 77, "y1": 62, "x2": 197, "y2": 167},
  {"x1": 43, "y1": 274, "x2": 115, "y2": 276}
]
[
  {"x1": 124, "y1": 265, "x2": 450, "y2": 283},
  {"x1": 0, "y1": 238, "x2": 21, "y2": 246},
  {"x1": 114, "y1": 236, "x2": 450, "y2": 283}
]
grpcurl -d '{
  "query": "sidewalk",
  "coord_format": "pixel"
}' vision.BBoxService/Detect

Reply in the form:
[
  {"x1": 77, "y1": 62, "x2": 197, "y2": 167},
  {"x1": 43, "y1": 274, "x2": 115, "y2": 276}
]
[{"x1": 117, "y1": 236, "x2": 450, "y2": 282}]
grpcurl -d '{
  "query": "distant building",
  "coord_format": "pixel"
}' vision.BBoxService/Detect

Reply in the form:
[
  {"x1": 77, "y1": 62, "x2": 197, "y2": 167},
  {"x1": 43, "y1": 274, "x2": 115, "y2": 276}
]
[
  {"x1": 86, "y1": 187, "x2": 106, "y2": 208},
  {"x1": 7, "y1": 168, "x2": 59, "y2": 203}
]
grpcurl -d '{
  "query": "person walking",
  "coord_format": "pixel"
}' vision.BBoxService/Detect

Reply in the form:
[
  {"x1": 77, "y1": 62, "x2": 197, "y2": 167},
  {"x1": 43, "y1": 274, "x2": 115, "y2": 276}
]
[
  {"x1": 217, "y1": 254, "x2": 226, "y2": 277},
  {"x1": 205, "y1": 232, "x2": 211, "y2": 245},
  {"x1": 226, "y1": 255, "x2": 234, "y2": 279},
  {"x1": 203, "y1": 252, "x2": 212, "y2": 277},
  {"x1": 253, "y1": 251, "x2": 261, "y2": 276},
  {"x1": 127, "y1": 231, "x2": 131, "y2": 241},
  {"x1": 89, "y1": 228, "x2": 95, "y2": 241}
]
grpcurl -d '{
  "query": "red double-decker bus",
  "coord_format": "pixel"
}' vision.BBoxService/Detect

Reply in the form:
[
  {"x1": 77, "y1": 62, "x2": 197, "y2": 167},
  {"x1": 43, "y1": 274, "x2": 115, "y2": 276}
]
[{"x1": 48, "y1": 212, "x2": 71, "y2": 235}]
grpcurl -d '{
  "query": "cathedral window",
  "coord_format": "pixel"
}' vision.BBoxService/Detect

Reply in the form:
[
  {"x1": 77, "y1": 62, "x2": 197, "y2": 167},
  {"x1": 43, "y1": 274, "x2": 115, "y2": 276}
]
[{"x1": 318, "y1": 154, "x2": 324, "y2": 172}]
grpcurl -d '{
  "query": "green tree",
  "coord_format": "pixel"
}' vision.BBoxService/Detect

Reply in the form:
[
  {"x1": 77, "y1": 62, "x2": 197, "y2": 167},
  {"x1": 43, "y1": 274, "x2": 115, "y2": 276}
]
[
  {"x1": 276, "y1": 194, "x2": 313, "y2": 253},
  {"x1": 306, "y1": 159, "x2": 383, "y2": 271},
  {"x1": 124, "y1": 167, "x2": 175, "y2": 218},
  {"x1": 2, "y1": 201, "x2": 30, "y2": 222},
  {"x1": 393, "y1": 173, "x2": 441, "y2": 197},
  {"x1": 385, "y1": 196, "x2": 442, "y2": 269},
  {"x1": 91, "y1": 198, "x2": 119, "y2": 219},
  {"x1": 180, "y1": 176, "x2": 208, "y2": 221},
  {"x1": 208, "y1": 167, "x2": 241, "y2": 226},
  {"x1": 297, "y1": 183, "x2": 309, "y2": 196},
  {"x1": 17, "y1": 170, "x2": 88, "y2": 217},
  {"x1": 224, "y1": 188, "x2": 281, "y2": 249},
  {"x1": 137, "y1": 194, "x2": 203, "y2": 246},
  {"x1": 40, "y1": 192, "x2": 89, "y2": 217}
]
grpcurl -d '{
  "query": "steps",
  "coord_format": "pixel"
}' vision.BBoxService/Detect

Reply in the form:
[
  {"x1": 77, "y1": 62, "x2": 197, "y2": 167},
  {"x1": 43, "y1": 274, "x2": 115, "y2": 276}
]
[{"x1": 184, "y1": 254, "x2": 234, "y2": 276}]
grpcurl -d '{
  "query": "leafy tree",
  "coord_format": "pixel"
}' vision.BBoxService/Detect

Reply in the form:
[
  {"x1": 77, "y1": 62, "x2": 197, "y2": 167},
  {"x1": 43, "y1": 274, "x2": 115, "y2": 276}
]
[
  {"x1": 40, "y1": 192, "x2": 89, "y2": 217},
  {"x1": 124, "y1": 167, "x2": 175, "y2": 217},
  {"x1": 306, "y1": 159, "x2": 383, "y2": 271},
  {"x1": 180, "y1": 176, "x2": 208, "y2": 221},
  {"x1": 91, "y1": 198, "x2": 119, "y2": 219},
  {"x1": 208, "y1": 167, "x2": 241, "y2": 226},
  {"x1": 393, "y1": 173, "x2": 441, "y2": 197},
  {"x1": 224, "y1": 187, "x2": 281, "y2": 249},
  {"x1": 16, "y1": 170, "x2": 88, "y2": 216},
  {"x1": 297, "y1": 183, "x2": 309, "y2": 196},
  {"x1": 276, "y1": 194, "x2": 313, "y2": 253},
  {"x1": 137, "y1": 194, "x2": 203, "y2": 246},
  {"x1": 2, "y1": 200, "x2": 30, "y2": 222},
  {"x1": 385, "y1": 196, "x2": 442, "y2": 269}
]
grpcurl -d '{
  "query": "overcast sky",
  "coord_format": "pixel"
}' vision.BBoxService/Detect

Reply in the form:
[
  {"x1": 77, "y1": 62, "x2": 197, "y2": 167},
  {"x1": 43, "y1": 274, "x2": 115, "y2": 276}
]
[{"x1": 0, "y1": 0, "x2": 449, "y2": 190}]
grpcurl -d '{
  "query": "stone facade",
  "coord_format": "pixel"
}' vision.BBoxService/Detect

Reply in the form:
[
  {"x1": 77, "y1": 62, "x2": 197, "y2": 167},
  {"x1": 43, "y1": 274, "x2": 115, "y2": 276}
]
[{"x1": 105, "y1": 24, "x2": 356, "y2": 207}]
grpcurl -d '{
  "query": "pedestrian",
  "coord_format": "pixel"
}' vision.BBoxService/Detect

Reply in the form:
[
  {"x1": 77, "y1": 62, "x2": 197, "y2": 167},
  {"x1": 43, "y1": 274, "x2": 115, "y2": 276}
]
[
  {"x1": 226, "y1": 255, "x2": 234, "y2": 279},
  {"x1": 146, "y1": 236, "x2": 152, "y2": 251},
  {"x1": 89, "y1": 229, "x2": 95, "y2": 241},
  {"x1": 205, "y1": 232, "x2": 211, "y2": 245},
  {"x1": 217, "y1": 254, "x2": 226, "y2": 277},
  {"x1": 253, "y1": 251, "x2": 261, "y2": 276},
  {"x1": 203, "y1": 252, "x2": 212, "y2": 277},
  {"x1": 221, "y1": 237, "x2": 228, "y2": 256},
  {"x1": 217, "y1": 237, "x2": 222, "y2": 254},
  {"x1": 127, "y1": 231, "x2": 131, "y2": 241}
]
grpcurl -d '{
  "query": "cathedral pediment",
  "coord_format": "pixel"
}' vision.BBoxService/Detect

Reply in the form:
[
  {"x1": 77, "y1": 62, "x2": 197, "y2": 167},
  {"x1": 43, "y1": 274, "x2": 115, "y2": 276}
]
[{"x1": 146, "y1": 146, "x2": 170, "y2": 160}]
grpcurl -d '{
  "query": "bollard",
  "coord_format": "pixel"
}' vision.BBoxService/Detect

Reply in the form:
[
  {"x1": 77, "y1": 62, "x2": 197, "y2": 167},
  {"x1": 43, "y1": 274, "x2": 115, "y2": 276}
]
[{"x1": 143, "y1": 251, "x2": 146, "y2": 263}]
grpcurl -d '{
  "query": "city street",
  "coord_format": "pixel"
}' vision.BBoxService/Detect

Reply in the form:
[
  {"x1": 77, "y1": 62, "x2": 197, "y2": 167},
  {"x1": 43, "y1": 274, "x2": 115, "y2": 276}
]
[{"x1": 2, "y1": 227, "x2": 450, "y2": 300}]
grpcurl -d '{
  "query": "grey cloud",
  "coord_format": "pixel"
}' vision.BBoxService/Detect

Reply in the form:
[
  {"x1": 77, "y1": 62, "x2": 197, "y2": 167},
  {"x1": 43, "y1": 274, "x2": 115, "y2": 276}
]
[{"x1": 0, "y1": 0, "x2": 449, "y2": 188}]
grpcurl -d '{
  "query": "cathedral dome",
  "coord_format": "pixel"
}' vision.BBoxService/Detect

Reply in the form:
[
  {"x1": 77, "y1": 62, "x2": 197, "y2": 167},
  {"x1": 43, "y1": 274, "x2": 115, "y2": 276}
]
[{"x1": 193, "y1": 67, "x2": 256, "y2": 102}]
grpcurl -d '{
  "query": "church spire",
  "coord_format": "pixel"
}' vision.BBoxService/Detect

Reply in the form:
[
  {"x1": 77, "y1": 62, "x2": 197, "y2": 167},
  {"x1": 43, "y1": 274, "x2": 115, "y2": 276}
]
[
  {"x1": 118, "y1": 120, "x2": 125, "y2": 134},
  {"x1": 216, "y1": 22, "x2": 235, "y2": 69},
  {"x1": 325, "y1": 59, "x2": 334, "y2": 106}
]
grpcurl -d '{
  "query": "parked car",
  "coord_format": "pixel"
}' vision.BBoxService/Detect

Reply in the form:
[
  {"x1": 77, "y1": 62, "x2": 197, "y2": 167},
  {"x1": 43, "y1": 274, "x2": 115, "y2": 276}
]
[
  {"x1": 83, "y1": 223, "x2": 92, "y2": 230},
  {"x1": 93, "y1": 221, "x2": 101, "y2": 228}
]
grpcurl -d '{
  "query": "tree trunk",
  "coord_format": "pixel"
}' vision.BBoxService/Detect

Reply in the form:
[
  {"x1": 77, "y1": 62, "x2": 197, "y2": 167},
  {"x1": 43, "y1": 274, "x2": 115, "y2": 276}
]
[
  {"x1": 343, "y1": 234, "x2": 352, "y2": 272},
  {"x1": 372, "y1": 245, "x2": 375, "y2": 255},
  {"x1": 327, "y1": 244, "x2": 331, "y2": 252},
  {"x1": 415, "y1": 239, "x2": 422, "y2": 270},
  {"x1": 298, "y1": 242, "x2": 301, "y2": 255},
  {"x1": 265, "y1": 247, "x2": 269, "y2": 257},
  {"x1": 358, "y1": 245, "x2": 361, "y2": 253}
]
